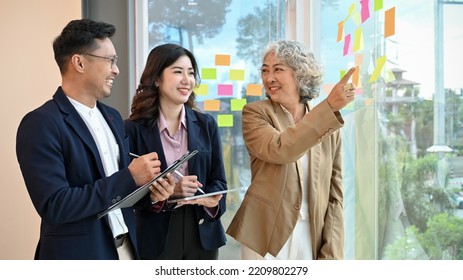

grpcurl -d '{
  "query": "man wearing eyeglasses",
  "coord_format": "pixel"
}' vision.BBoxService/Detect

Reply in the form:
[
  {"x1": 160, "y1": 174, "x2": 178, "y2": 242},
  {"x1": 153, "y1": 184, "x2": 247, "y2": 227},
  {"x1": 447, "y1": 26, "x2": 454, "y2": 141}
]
[{"x1": 15, "y1": 19, "x2": 175, "y2": 260}]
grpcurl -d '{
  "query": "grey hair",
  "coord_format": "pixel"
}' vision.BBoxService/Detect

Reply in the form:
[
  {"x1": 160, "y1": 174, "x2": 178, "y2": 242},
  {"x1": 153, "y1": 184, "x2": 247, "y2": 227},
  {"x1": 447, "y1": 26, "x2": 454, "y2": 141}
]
[{"x1": 262, "y1": 40, "x2": 323, "y2": 102}]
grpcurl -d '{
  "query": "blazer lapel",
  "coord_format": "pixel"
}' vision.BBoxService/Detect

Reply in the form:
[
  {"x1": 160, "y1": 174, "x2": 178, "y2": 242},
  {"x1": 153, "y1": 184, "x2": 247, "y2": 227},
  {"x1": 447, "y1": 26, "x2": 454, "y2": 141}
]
[
  {"x1": 185, "y1": 107, "x2": 200, "y2": 172},
  {"x1": 53, "y1": 89, "x2": 106, "y2": 177}
]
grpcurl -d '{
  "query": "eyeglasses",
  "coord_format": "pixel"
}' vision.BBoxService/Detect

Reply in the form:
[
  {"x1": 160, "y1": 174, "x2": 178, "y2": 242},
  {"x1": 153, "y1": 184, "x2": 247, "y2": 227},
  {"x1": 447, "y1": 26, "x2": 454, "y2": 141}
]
[{"x1": 84, "y1": 53, "x2": 118, "y2": 68}]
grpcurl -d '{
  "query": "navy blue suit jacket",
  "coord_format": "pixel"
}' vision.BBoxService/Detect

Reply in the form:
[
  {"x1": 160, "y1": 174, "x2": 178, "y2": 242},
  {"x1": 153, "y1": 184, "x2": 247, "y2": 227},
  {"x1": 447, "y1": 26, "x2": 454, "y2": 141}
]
[
  {"x1": 16, "y1": 87, "x2": 139, "y2": 259},
  {"x1": 124, "y1": 106, "x2": 227, "y2": 259}
]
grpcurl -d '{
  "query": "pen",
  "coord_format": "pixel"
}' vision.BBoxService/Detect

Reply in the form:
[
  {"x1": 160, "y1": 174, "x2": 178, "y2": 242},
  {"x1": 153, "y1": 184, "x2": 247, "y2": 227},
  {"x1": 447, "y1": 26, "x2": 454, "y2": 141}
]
[
  {"x1": 128, "y1": 152, "x2": 140, "y2": 158},
  {"x1": 128, "y1": 152, "x2": 205, "y2": 194}
]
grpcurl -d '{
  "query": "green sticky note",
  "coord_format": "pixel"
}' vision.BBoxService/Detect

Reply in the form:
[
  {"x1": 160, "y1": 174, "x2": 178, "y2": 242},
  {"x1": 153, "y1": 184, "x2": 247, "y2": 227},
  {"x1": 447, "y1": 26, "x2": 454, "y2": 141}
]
[
  {"x1": 231, "y1": 99, "x2": 247, "y2": 111},
  {"x1": 374, "y1": 0, "x2": 383, "y2": 12},
  {"x1": 202, "y1": 68, "x2": 217, "y2": 80},
  {"x1": 217, "y1": 114, "x2": 233, "y2": 127}
]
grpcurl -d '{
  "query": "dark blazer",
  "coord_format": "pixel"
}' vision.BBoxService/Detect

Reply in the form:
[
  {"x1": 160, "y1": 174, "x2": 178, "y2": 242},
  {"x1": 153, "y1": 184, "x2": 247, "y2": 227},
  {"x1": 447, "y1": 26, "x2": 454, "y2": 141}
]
[
  {"x1": 16, "y1": 87, "x2": 139, "y2": 260},
  {"x1": 124, "y1": 106, "x2": 227, "y2": 259}
]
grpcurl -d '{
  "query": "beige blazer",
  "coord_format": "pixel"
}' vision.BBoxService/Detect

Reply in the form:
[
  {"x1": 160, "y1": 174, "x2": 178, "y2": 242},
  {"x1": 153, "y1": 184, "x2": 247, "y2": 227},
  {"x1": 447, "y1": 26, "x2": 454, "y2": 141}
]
[{"x1": 227, "y1": 99, "x2": 344, "y2": 259}]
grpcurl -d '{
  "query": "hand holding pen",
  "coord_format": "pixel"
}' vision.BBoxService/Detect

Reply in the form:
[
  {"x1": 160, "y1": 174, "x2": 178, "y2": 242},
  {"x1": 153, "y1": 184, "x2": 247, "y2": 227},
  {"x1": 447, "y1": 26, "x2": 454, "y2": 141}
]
[
  {"x1": 128, "y1": 152, "x2": 204, "y2": 196},
  {"x1": 127, "y1": 152, "x2": 175, "y2": 203}
]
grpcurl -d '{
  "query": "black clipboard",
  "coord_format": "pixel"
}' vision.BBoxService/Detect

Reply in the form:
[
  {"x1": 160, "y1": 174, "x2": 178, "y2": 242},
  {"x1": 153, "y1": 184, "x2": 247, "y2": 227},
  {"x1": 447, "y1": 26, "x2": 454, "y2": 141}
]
[{"x1": 97, "y1": 150, "x2": 198, "y2": 219}]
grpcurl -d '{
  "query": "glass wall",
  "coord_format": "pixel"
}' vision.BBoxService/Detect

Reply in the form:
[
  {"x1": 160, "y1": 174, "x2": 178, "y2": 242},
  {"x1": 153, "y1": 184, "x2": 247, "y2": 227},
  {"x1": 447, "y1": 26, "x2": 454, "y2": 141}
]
[
  {"x1": 319, "y1": 0, "x2": 463, "y2": 259},
  {"x1": 139, "y1": 0, "x2": 463, "y2": 259}
]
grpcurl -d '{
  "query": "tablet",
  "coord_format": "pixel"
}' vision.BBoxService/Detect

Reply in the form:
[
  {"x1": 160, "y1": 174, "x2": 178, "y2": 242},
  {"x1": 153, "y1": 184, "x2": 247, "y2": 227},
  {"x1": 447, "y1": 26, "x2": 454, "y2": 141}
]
[{"x1": 167, "y1": 188, "x2": 242, "y2": 203}]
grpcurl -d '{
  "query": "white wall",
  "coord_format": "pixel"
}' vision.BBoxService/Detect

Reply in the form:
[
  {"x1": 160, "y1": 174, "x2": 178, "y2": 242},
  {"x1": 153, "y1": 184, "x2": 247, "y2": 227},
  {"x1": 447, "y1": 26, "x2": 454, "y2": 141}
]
[{"x1": 0, "y1": 0, "x2": 81, "y2": 259}]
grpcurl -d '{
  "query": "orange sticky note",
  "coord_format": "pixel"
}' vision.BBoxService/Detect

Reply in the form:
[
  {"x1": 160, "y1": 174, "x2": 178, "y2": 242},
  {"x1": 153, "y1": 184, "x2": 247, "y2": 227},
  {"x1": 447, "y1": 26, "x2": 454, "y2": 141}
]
[
  {"x1": 337, "y1": 21, "x2": 344, "y2": 42},
  {"x1": 215, "y1": 54, "x2": 231, "y2": 66},
  {"x1": 246, "y1": 84, "x2": 263, "y2": 96},
  {"x1": 384, "y1": 7, "x2": 395, "y2": 38},
  {"x1": 204, "y1": 99, "x2": 220, "y2": 111},
  {"x1": 353, "y1": 65, "x2": 360, "y2": 87},
  {"x1": 355, "y1": 54, "x2": 363, "y2": 66}
]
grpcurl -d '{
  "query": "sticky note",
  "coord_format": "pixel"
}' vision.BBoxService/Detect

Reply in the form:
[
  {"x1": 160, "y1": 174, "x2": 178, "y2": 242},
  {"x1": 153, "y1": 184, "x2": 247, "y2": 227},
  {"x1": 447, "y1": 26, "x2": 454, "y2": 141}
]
[
  {"x1": 368, "y1": 56, "x2": 386, "y2": 83},
  {"x1": 204, "y1": 100, "x2": 220, "y2": 111},
  {"x1": 217, "y1": 114, "x2": 233, "y2": 127},
  {"x1": 360, "y1": 0, "x2": 370, "y2": 23},
  {"x1": 218, "y1": 84, "x2": 233, "y2": 96},
  {"x1": 337, "y1": 21, "x2": 344, "y2": 42},
  {"x1": 231, "y1": 99, "x2": 247, "y2": 111},
  {"x1": 202, "y1": 68, "x2": 217, "y2": 80},
  {"x1": 343, "y1": 34, "x2": 351, "y2": 56},
  {"x1": 374, "y1": 0, "x2": 383, "y2": 12},
  {"x1": 384, "y1": 7, "x2": 395, "y2": 38},
  {"x1": 194, "y1": 84, "x2": 208, "y2": 96},
  {"x1": 215, "y1": 54, "x2": 231, "y2": 66},
  {"x1": 353, "y1": 66, "x2": 361, "y2": 86},
  {"x1": 353, "y1": 27, "x2": 364, "y2": 52},
  {"x1": 355, "y1": 54, "x2": 363, "y2": 66},
  {"x1": 229, "y1": 69, "x2": 245, "y2": 81},
  {"x1": 246, "y1": 84, "x2": 263, "y2": 96}
]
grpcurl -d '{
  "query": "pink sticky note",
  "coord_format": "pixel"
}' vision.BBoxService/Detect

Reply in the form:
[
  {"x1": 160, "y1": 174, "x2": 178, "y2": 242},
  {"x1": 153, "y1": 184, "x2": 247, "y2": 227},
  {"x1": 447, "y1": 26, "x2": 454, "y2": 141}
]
[
  {"x1": 343, "y1": 34, "x2": 351, "y2": 56},
  {"x1": 360, "y1": 0, "x2": 370, "y2": 23},
  {"x1": 218, "y1": 84, "x2": 233, "y2": 96}
]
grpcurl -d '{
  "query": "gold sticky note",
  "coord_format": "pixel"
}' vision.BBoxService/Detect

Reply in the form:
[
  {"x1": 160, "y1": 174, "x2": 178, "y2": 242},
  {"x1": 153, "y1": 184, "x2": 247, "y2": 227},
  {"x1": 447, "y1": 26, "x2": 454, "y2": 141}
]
[
  {"x1": 215, "y1": 54, "x2": 231, "y2": 66},
  {"x1": 231, "y1": 99, "x2": 247, "y2": 111},
  {"x1": 229, "y1": 69, "x2": 245, "y2": 81},
  {"x1": 246, "y1": 84, "x2": 262, "y2": 96},
  {"x1": 204, "y1": 100, "x2": 220, "y2": 111},
  {"x1": 217, "y1": 114, "x2": 233, "y2": 127},
  {"x1": 202, "y1": 68, "x2": 217, "y2": 80},
  {"x1": 195, "y1": 84, "x2": 208, "y2": 96},
  {"x1": 337, "y1": 21, "x2": 344, "y2": 42},
  {"x1": 384, "y1": 7, "x2": 395, "y2": 38},
  {"x1": 353, "y1": 66, "x2": 360, "y2": 87}
]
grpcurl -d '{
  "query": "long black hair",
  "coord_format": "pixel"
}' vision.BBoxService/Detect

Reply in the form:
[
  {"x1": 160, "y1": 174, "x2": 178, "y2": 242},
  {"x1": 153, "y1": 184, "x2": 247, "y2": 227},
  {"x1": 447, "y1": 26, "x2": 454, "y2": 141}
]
[{"x1": 129, "y1": 43, "x2": 200, "y2": 128}]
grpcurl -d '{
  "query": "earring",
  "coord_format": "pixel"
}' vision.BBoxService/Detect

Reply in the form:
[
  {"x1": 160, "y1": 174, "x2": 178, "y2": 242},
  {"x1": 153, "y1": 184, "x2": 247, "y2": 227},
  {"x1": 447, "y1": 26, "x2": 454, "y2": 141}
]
[{"x1": 155, "y1": 82, "x2": 159, "y2": 87}]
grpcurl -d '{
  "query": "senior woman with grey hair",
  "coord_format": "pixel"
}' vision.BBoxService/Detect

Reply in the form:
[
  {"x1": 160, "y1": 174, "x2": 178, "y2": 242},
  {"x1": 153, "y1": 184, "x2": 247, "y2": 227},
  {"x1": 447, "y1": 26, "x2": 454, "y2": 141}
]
[{"x1": 227, "y1": 39, "x2": 356, "y2": 260}]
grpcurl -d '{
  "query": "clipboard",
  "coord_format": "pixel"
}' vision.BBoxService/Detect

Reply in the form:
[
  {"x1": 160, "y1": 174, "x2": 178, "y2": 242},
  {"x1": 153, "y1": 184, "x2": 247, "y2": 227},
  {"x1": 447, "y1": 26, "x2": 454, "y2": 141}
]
[
  {"x1": 167, "y1": 188, "x2": 242, "y2": 203},
  {"x1": 97, "y1": 150, "x2": 198, "y2": 219}
]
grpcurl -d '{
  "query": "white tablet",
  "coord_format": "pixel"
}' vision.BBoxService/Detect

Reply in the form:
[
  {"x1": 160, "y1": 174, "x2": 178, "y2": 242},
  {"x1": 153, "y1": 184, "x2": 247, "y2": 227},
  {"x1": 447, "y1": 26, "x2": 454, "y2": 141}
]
[{"x1": 167, "y1": 188, "x2": 242, "y2": 203}]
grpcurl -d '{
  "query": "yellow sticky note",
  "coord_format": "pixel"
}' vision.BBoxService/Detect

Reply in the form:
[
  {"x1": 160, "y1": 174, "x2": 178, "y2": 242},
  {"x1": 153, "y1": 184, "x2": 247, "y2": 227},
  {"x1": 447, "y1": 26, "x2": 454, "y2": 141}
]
[
  {"x1": 229, "y1": 69, "x2": 245, "y2": 81},
  {"x1": 368, "y1": 56, "x2": 386, "y2": 83},
  {"x1": 384, "y1": 7, "x2": 395, "y2": 38},
  {"x1": 353, "y1": 27, "x2": 364, "y2": 52},
  {"x1": 217, "y1": 114, "x2": 233, "y2": 127},
  {"x1": 195, "y1": 84, "x2": 208, "y2": 96},
  {"x1": 231, "y1": 99, "x2": 247, "y2": 111},
  {"x1": 202, "y1": 68, "x2": 217, "y2": 80},
  {"x1": 383, "y1": 69, "x2": 396, "y2": 83},
  {"x1": 246, "y1": 84, "x2": 262, "y2": 96},
  {"x1": 352, "y1": 11, "x2": 362, "y2": 26},
  {"x1": 204, "y1": 100, "x2": 220, "y2": 111},
  {"x1": 344, "y1": 3, "x2": 356, "y2": 22},
  {"x1": 215, "y1": 54, "x2": 231, "y2": 66}
]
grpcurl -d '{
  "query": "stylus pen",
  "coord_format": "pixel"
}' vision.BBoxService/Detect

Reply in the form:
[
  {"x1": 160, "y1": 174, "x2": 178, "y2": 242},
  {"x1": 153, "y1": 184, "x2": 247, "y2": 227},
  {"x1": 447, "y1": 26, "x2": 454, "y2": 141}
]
[{"x1": 128, "y1": 152, "x2": 205, "y2": 194}]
